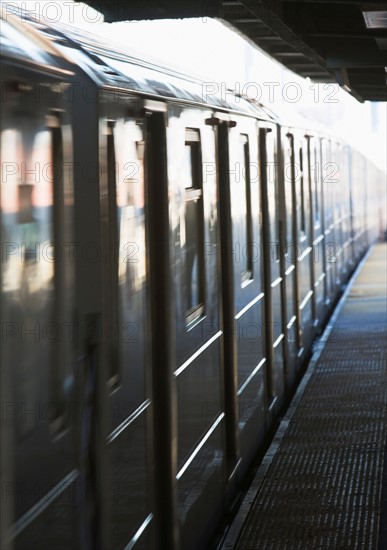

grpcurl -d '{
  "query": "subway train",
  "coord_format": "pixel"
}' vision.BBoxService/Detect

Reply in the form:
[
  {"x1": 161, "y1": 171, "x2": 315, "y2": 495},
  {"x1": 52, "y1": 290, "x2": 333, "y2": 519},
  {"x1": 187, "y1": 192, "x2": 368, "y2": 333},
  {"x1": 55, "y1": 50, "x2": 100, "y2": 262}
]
[{"x1": 0, "y1": 11, "x2": 385, "y2": 550}]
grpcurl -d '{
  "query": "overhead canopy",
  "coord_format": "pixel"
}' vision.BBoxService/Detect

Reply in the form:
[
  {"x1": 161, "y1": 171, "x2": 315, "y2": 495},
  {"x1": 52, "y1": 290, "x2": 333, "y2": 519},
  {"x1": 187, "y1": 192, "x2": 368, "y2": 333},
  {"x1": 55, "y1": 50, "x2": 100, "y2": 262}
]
[{"x1": 84, "y1": 0, "x2": 387, "y2": 102}]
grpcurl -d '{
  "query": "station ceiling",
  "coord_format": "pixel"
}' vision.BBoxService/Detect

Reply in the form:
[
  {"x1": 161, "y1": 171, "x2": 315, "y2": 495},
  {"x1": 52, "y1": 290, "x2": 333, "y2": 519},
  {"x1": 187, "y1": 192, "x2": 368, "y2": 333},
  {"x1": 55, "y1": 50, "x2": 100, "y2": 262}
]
[{"x1": 87, "y1": 1, "x2": 387, "y2": 102}]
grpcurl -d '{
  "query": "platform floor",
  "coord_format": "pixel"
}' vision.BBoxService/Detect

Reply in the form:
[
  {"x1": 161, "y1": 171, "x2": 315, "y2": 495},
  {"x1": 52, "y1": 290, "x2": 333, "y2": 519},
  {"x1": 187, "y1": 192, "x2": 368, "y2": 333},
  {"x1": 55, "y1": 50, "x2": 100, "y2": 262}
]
[{"x1": 222, "y1": 243, "x2": 387, "y2": 550}]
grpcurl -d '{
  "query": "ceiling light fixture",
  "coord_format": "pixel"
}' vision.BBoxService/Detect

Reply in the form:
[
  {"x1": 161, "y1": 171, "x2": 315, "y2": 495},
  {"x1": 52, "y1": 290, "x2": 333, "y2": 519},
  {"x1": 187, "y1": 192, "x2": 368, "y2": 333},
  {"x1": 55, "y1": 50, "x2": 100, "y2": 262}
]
[{"x1": 362, "y1": 10, "x2": 387, "y2": 29}]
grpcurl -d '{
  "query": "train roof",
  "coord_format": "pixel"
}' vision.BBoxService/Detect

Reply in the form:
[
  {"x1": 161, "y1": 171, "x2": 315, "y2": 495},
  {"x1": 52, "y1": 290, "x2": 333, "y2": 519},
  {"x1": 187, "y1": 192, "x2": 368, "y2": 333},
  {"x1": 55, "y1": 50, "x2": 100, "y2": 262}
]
[
  {"x1": 0, "y1": 11, "x2": 74, "y2": 76},
  {"x1": 0, "y1": 10, "x2": 337, "y2": 140},
  {"x1": 56, "y1": 21, "x2": 280, "y2": 120},
  {"x1": 1, "y1": 10, "x2": 278, "y2": 121}
]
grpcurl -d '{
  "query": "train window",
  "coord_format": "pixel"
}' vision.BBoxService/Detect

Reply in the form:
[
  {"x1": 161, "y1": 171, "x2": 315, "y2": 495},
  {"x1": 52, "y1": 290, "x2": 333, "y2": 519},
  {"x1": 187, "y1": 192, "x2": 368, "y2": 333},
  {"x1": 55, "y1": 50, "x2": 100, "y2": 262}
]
[
  {"x1": 106, "y1": 121, "x2": 120, "y2": 389},
  {"x1": 184, "y1": 129, "x2": 205, "y2": 324},
  {"x1": 240, "y1": 134, "x2": 254, "y2": 285},
  {"x1": 112, "y1": 118, "x2": 147, "y2": 392},
  {"x1": 298, "y1": 145, "x2": 306, "y2": 236},
  {"x1": 48, "y1": 113, "x2": 67, "y2": 433},
  {"x1": 310, "y1": 138, "x2": 320, "y2": 226},
  {"x1": 284, "y1": 133, "x2": 295, "y2": 250},
  {"x1": 321, "y1": 139, "x2": 332, "y2": 226},
  {"x1": 334, "y1": 143, "x2": 341, "y2": 218},
  {"x1": 264, "y1": 129, "x2": 279, "y2": 260}
]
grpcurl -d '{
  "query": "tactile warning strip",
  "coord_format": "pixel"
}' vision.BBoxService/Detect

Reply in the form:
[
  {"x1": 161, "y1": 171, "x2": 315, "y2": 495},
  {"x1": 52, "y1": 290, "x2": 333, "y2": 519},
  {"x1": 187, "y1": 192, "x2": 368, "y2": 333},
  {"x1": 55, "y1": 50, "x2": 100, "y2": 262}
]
[{"x1": 225, "y1": 244, "x2": 387, "y2": 550}]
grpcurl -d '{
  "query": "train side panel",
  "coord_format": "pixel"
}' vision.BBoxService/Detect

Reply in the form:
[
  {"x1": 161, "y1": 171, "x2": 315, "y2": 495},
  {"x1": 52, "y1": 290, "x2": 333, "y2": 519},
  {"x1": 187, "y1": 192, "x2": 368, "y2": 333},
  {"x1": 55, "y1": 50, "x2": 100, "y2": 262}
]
[
  {"x1": 0, "y1": 64, "x2": 79, "y2": 549},
  {"x1": 166, "y1": 105, "x2": 226, "y2": 550}
]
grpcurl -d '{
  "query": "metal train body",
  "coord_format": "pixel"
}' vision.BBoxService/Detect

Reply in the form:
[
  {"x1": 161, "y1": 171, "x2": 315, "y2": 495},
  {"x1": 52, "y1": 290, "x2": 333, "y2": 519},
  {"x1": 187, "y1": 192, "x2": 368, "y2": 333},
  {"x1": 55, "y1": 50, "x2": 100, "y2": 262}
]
[{"x1": 0, "y1": 13, "x2": 385, "y2": 550}]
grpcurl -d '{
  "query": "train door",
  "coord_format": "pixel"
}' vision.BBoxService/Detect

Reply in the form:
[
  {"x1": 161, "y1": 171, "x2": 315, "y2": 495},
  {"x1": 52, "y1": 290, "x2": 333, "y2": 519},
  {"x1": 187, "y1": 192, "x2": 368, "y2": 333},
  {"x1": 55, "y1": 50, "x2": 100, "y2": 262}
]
[
  {"x1": 321, "y1": 138, "x2": 336, "y2": 310},
  {"x1": 0, "y1": 77, "x2": 78, "y2": 549},
  {"x1": 330, "y1": 141, "x2": 343, "y2": 291},
  {"x1": 306, "y1": 136, "x2": 325, "y2": 332},
  {"x1": 338, "y1": 144, "x2": 351, "y2": 281},
  {"x1": 360, "y1": 155, "x2": 369, "y2": 252},
  {"x1": 341, "y1": 145, "x2": 353, "y2": 279},
  {"x1": 295, "y1": 135, "x2": 314, "y2": 360},
  {"x1": 345, "y1": 145, "x2": 355, "y2": 271},
  {"x1": 100, "y1": 108, "x2": 154, "y2": 550},
  {"x1": 352, "y1": 151, "x2": 364, "y2": 260},
  {"x1": 166, "y1": 106, "x2": 225, "y2": 550},
  {"x1": 281, "y1": 131, "x2": 301, "y2": 384},
  {"x1": 336, "y1": 142, "x2": 348, "y2": 285},
  {"x1": 220, "y1": 116, "x2": 268, "y2": 475},
  {"x1": 259, "y1": 125, "x2": 285, "y2": 405}
]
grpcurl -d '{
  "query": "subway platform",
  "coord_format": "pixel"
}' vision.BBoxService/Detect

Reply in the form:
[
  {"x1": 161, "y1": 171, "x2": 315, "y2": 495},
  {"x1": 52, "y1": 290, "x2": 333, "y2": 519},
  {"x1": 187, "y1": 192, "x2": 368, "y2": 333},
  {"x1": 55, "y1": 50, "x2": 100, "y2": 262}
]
[{"x1": 221, "y1": 243, "x2": 387, "y2": 550}]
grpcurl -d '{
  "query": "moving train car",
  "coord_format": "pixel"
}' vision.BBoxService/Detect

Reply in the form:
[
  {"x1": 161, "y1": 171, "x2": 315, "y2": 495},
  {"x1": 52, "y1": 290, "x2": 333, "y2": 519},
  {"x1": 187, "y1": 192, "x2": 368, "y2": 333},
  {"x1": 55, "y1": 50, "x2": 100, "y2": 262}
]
[{"x1": 0, "y1": 11, "x2": 385, "y2": 550}]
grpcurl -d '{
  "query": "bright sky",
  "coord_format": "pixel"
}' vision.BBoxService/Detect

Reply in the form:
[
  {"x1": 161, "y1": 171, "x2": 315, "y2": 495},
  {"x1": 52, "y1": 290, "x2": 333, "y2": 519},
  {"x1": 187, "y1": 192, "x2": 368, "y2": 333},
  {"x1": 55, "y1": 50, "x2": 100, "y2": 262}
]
[{"x1": 2, "y1": 0, "x2": 386, "y2": 172}]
